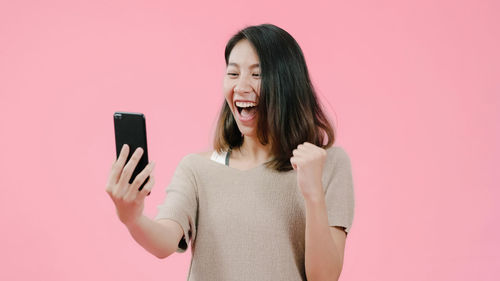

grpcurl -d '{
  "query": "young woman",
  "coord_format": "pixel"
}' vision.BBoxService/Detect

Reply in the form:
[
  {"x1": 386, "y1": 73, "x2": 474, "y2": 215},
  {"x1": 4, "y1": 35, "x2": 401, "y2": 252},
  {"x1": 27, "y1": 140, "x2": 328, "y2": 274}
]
[{"x1": 106, "y1": 24, "x2": 354, "y2": 281}]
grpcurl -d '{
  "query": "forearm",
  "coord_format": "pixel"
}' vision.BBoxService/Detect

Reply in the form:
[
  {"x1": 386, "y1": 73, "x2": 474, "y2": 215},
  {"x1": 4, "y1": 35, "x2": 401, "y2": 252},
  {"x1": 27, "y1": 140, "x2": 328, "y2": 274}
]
[
  {"x1": 125, "y1": 215, "x2": 179, "y2": 259},
  {"x1": 304, "y1": 194, "x2": 342, "y2": 281}
]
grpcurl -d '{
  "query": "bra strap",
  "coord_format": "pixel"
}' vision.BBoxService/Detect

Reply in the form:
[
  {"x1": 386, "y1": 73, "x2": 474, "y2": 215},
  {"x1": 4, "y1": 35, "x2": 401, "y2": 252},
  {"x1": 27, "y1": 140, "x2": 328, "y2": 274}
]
[{"x1": 225, "y1": 149, "x2": 231, "y2": 166}]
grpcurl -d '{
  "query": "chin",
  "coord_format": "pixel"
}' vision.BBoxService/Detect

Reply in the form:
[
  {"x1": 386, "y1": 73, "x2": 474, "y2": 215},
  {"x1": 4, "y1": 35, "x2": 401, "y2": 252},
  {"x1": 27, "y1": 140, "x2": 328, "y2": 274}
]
[{"x1": 238, "y1": 127, "x2": 257, "y2": 137}]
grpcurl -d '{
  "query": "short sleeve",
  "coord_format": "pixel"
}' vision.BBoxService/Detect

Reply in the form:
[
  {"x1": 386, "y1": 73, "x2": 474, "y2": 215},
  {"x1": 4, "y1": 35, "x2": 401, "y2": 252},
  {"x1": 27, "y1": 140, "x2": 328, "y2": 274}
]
[
  {"x1": 324, "y1": 146, "x2": 355, "y2": 235},
  {"x1": 154, "y1": 155, "x2": 198, "y2": 253}
]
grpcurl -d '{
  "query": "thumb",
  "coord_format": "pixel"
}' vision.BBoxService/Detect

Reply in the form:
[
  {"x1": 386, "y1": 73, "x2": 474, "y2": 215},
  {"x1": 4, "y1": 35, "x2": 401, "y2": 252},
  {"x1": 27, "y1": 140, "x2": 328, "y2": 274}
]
[{"x1": 290, "y1": 156, "x2": 297, "y2": 170}]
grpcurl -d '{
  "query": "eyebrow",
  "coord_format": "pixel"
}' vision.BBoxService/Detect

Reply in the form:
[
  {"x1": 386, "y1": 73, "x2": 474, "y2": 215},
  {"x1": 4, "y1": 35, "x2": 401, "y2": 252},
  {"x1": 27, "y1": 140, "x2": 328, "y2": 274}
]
[{"x1": 227, "y1": 63, "x2": 260, "y2": 68}]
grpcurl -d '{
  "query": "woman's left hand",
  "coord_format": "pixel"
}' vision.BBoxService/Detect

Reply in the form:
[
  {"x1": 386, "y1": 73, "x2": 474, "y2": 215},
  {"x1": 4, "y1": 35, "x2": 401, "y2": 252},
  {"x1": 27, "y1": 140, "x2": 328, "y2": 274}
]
[{"x1": 290, "y1": 142, "x2": 327, "y2": 201}]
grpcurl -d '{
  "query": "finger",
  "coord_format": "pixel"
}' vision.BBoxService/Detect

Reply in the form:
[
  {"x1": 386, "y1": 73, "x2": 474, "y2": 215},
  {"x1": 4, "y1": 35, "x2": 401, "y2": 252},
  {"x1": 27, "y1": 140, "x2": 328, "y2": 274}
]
[
  {"x1": 292, "y1": 148, "x2": 306, "y2": 157},
  {"x1": 106, "y1": 144, "x2": 130, "y2": 191},
  {"x1": 117, "y1": 143, "x2": 131, "y2": 165},
  {"x1": 125, "y1": 174, "x2": 155, "y2": 202},
  {"x1": 106, "y1": 144, "x2": 128, "y2": 188},
  {"x1": 126, "y1": 162, "x2": 155, "y2": 199},
  {"x1": 136, "y1": 174, "x2": 155, "y2": 202},
  {"x1": 117, "y1": 147, "x2": 144, "y2": 190},
  {"x1": 115, "y1": 147, "x2": 143, "y2": 198}
]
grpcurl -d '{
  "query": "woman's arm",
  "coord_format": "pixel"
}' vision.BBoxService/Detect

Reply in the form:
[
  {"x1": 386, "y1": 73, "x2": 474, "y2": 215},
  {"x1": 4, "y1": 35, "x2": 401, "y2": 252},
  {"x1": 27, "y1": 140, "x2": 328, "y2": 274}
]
[
  {"x1": 290, "y1": 143, "x2": 348, "y2": 280},
  {"x1": 106, "y1": 145, "x2": 184, "y2": 259},
  {"x1": 304, "y1": 194, "x2": 346, "y2": 281},
  {"x1": 125, "y1": 215, "x2": 183, "y2": 259}
]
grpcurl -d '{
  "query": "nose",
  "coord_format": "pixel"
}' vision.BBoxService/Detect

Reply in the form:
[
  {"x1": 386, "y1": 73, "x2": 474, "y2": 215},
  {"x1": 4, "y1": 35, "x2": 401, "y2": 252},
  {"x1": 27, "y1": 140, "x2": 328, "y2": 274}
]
[{"x1": 234, "y1": 75, "x2": 252, "y2": 94}]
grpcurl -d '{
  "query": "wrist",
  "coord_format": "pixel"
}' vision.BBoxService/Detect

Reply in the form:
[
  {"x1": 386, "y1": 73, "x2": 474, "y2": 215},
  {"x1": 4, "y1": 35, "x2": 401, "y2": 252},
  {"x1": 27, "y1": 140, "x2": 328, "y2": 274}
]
[
  {"x1": 304, "y1": 192, "x2": 326, "y2": 206},
  {"x1": 302, "y1": 183, "x2": 325, "y2": 204},
  {"x1": 124, "y1": 214, "x2": 144, "y2": 229}
]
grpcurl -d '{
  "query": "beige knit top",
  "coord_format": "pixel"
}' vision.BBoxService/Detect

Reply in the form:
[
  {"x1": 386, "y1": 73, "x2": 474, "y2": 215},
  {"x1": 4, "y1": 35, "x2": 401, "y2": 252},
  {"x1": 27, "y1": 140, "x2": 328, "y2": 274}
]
[{"x1": 154, "y1": 145, "x2": 355, "y2": 280}]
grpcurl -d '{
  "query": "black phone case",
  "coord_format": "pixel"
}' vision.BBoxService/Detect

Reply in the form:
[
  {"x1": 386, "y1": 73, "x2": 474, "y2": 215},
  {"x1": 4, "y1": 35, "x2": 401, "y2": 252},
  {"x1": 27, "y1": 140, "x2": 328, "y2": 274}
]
[{"x1": 113, "y1": 111, "x2": 150, "y2": 192}]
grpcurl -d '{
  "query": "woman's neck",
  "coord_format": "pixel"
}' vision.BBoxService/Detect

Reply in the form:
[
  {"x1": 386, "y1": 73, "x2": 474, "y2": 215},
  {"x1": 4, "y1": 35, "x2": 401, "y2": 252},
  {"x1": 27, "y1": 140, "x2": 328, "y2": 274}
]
[{"x1": 233, "y1": 135, "x2": 272, "y2": 164}]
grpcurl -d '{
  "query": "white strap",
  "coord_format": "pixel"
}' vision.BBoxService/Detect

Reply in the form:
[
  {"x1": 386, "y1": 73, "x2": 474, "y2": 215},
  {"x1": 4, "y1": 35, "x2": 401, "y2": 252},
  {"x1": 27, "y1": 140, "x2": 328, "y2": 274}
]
[{"x1": 210, "y1": 150, "x2": 227, "y2": 165}]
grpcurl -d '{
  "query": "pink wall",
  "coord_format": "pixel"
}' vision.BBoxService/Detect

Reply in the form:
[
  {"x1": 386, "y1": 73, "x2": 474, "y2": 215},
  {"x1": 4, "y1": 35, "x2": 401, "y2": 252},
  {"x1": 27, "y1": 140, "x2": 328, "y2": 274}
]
[{"x1": 1, "y1": 0, "x2": 498, "y2": 280}]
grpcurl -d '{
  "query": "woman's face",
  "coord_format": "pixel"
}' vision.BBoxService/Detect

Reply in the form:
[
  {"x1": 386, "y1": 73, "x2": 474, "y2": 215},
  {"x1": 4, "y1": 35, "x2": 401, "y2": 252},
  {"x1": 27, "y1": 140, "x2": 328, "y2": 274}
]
[{"x1": 223, "y1": 39, "x2": 261, "y2": 138}]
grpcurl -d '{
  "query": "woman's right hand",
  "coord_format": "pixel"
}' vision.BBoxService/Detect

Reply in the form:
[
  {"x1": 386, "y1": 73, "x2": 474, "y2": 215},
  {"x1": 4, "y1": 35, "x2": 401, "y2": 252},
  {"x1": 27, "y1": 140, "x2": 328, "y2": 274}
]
[{"x1": 105, "y1": 144, "x2": 156, "y2": 227}]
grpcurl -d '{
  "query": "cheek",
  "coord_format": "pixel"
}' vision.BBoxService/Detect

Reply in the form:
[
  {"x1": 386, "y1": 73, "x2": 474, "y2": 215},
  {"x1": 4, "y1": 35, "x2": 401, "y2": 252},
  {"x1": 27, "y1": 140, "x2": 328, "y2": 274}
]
[
  {"x1": 223, "y1": 79, "x2": 234, "y2": 99},
  {"x1": 223, "y1": 88, "x2": 232, "y2": 103},
  {"x1": 254, "y1": 80, "x2": 261, "y2": 96},
  {"x1": 222, "y1": 85, "x2": 233, "y2": 111}
]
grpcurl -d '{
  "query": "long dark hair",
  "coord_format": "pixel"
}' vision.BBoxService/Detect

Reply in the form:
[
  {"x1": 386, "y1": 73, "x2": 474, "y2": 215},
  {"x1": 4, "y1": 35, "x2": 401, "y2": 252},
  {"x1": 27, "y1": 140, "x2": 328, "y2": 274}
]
[{"x1": 213, "y1": 23, "x2": 336, "y2": 172}]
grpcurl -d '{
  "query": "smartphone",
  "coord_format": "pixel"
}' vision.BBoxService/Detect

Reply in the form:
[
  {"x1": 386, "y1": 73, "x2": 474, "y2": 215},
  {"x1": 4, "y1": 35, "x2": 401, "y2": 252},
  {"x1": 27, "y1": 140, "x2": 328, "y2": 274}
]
[{"x1": 113, "y1": 111, "x2": 150, "y2": 193}]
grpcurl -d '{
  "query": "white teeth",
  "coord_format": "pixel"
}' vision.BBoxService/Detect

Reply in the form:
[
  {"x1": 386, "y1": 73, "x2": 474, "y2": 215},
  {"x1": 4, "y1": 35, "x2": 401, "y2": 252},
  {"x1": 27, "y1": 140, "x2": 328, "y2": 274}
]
[{"x1": 235, "y1": 101, "x2": 257, "y2": 108}]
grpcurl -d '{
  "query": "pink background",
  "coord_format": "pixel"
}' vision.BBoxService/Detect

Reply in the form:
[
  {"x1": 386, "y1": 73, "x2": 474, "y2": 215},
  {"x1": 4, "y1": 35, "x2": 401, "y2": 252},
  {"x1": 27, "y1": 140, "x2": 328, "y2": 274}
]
[{"x1": 1, "y1": 0, "x2": 499, "y2": 280}]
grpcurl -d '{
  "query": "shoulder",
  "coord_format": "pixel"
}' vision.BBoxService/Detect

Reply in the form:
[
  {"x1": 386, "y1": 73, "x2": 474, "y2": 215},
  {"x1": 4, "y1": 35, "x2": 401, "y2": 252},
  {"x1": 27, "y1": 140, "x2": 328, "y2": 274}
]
[
  {"x1": 195, "y1": 150, "x2": 214, "y2": 160},
  {"x1": 324, "y1": 145, "x2": 352, "y2": 172},
  {"x1": 173, "y1": 151, "x2": 214, "y2": 179},
  {"x1": 325, "y1": 145, "x2": 351, "y2": 164},
  {"x1": 178, "y1": 150, "x2": 214, "y2": 167},
  {"x1": 323, "y1": 145, "x2": 354, "y2": 190}
]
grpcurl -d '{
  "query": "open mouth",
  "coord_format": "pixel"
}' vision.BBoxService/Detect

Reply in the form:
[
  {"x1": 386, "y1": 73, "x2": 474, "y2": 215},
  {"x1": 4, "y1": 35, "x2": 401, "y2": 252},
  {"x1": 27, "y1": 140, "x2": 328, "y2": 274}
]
[
  {"x1": 235, "y1": 101, "x2": 258, "y2": 119},
  {"x1": 236, "y1": 105, "x2": 257, "y2": 114}
]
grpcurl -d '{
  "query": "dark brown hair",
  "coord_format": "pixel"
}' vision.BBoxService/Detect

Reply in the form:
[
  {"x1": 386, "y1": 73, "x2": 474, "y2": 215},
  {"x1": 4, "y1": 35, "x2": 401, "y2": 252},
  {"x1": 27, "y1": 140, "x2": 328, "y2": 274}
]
[{"x1": 213, "y1": 24, "x2": 336, "y2": 172}]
